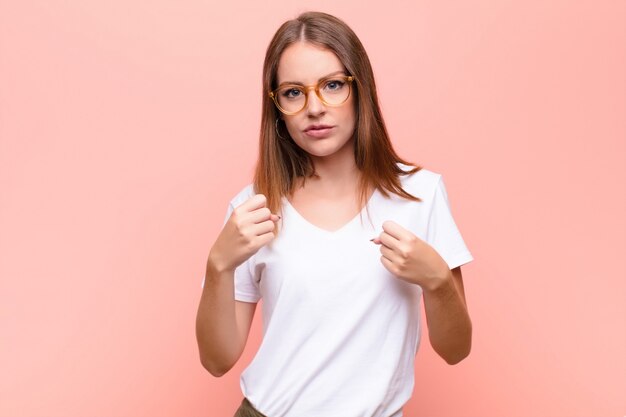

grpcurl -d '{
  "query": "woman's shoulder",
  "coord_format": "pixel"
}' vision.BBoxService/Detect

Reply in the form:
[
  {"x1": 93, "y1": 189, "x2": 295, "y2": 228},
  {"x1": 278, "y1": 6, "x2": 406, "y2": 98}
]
[{"x1": 396, "y1": 162, "x2": 442, "y2": 192}]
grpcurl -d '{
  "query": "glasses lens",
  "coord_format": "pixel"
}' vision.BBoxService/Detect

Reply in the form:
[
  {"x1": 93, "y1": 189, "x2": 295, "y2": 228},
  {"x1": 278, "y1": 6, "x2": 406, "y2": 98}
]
[
  {"x1": 276, "y1": 87, "x2": 306, "y2": 114},
  {"x1": 319, "y1": 77, "x2": 351, "y2": 106}
]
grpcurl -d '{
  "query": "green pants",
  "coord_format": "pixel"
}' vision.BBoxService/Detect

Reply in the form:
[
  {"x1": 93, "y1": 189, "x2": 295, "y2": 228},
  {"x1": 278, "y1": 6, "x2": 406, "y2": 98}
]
[{"x1": 234, "y1": 397, "x2": 267, "y2": 417}]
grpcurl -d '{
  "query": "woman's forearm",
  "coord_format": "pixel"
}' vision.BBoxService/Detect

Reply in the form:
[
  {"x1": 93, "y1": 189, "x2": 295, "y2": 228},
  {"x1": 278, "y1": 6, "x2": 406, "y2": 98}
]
[
  {"x1": 421, "y1": 270, "x2": 472, "y2": 364},
  {"x1": 195, "y1": 263, "x2": 241, "y2": 376}
]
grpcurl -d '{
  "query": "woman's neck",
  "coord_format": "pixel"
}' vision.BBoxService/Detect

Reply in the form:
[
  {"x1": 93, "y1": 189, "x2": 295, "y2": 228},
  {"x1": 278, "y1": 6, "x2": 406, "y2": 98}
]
[{"x1": 303, "y1": 141, "x2": 361, "y2": 196}]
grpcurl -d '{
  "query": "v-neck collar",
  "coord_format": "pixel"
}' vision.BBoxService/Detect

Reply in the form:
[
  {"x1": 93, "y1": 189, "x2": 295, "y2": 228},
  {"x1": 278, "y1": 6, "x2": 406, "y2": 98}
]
[{"x1": 282, "y1": 188, "x2": 379, "y2": 239}]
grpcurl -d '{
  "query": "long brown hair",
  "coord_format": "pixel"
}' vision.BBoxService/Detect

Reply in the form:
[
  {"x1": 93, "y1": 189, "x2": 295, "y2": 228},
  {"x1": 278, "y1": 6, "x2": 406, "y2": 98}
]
[{"x1": 254, "y1": 11, "x2": 422, "y2": 233}]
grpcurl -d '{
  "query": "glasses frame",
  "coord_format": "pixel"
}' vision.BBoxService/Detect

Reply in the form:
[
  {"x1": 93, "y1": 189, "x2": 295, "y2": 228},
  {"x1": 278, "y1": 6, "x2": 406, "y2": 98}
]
[{"x1": 269, "y1": 75, "x2": 356, "y2": 116}]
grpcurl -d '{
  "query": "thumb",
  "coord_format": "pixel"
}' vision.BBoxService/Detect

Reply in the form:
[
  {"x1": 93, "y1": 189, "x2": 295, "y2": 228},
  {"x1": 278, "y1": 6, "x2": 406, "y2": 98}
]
[
  {"x1": 270, "y1": 213, "x2": 281, "y2": 222},
  {"x1": 369, "y1": 237, "x2": 381, "y2": 245}
]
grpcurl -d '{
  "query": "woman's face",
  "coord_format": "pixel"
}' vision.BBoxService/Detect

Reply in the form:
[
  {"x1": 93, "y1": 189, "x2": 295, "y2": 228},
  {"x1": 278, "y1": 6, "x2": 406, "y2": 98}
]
[{"x1": 276, "y1": 42, "x2": 356, "y2": 161}]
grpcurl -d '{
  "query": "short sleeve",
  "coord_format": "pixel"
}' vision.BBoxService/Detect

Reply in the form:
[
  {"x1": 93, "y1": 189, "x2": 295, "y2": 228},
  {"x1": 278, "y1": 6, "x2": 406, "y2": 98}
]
[
  {"x1": 426, "y1": 176, "x2": 474, "y2": 270},
  {"x1": 200, "y1": 201, "x2": 262, "y2": 303}
]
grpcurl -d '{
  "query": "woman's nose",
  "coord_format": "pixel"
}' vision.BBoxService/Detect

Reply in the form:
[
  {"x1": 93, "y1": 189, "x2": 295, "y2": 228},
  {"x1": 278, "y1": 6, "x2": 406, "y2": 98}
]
[{"x1": 305, "y1": 90, "x2": 326, "y2": 115}]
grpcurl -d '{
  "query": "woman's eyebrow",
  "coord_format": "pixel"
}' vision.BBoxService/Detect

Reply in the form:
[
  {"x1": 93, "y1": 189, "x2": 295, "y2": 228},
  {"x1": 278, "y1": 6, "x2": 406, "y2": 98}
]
[{"x1": 278, "y1": 70, "x2": 346, "y2": 87}]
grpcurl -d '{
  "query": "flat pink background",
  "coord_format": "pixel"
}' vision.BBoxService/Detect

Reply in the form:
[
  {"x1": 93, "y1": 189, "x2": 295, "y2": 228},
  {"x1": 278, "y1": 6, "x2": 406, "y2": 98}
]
[{"x1": 1, "y1": 1, "x2": 624, "y2": 416}]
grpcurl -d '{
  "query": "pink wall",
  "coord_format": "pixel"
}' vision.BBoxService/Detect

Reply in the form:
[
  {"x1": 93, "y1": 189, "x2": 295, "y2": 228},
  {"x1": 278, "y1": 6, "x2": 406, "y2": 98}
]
[{"x1": 1, "y1": 1, "x2": 624, "y2": 416}]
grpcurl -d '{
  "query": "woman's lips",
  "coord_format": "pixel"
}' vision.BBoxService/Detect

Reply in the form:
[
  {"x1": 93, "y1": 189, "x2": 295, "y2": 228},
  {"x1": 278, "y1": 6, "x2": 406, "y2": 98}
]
[{"x1": 304, "y1": 126, "x2": 334, "y2": 138}]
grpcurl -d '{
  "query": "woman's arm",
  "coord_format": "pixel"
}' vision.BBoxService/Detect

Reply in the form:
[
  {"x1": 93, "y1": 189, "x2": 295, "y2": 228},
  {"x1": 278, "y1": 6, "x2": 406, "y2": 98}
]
[
  {"x1": 196, "y1": 262, "x2": 257, "y2": 377},
  {"x1": 422, "y1": 266, "x2": 472, "y2": 365},
  {"x1": 195, "y1": 194, "x2": 278, "y2": 376},
  {"x1": 373, "y1": 220, "x2": 472, "y2": 365}
]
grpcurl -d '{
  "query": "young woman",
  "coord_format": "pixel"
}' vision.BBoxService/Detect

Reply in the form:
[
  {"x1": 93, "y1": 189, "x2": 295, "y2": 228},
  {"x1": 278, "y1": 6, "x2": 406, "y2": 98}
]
[{"x1": 196, "y1": 11, "x2": 474, "y2": 417}]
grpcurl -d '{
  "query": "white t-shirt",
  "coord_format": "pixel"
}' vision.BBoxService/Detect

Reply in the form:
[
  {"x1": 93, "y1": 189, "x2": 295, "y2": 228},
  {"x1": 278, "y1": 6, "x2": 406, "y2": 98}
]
[{"x1": 202, "y1": 164, "x2": 473, "y2": 417}]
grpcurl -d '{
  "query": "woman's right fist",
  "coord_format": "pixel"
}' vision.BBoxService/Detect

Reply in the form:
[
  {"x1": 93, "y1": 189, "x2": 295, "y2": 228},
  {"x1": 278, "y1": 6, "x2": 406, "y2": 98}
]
[{"x1": 207, "y1": 194, "x2": 280, "y2": 274}]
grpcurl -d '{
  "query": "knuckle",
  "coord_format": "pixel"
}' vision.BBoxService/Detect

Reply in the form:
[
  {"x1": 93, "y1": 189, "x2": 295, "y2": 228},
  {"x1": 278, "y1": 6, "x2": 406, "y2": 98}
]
[
  {"x1": 244, "y1": 239, "x2": 256, "y2": 251},
  {"x1": 233, "y1": 207, "x2": 247, "y2": 220},
  {"x1": 237, "y1": 225, "x2": 252, "y2": 241},
  {"x1": 233, "y1": 218, "x2": 245, "y2": 232}
]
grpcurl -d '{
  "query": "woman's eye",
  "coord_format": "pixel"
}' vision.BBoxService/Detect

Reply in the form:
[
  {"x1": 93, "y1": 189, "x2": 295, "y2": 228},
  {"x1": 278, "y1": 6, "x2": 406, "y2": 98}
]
[
  {"x1": 282, "y1": 88, "x2": 302, "y2": 99},
  {"x1": 323, "y1": 80, "x2": 345, "y2": 91}
]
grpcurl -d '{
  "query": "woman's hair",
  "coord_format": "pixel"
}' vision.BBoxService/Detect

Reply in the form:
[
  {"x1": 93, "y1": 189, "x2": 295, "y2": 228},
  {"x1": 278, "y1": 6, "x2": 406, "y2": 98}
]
[{"x1": 253, "y1": 11, "x2": 422, "y2": 232}]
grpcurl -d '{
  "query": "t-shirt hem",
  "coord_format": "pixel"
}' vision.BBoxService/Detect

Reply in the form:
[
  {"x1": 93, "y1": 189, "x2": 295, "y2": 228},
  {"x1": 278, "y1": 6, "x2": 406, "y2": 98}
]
[
  {"x1": 235, "y1": 292, "x2": 261, "y2": 303},
  {"x1": 445, "y1": 251, "x2": 474, "y2": 270}
]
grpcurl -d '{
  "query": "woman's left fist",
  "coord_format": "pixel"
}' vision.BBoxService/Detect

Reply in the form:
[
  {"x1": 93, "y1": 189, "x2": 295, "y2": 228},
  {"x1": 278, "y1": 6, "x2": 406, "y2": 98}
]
[{"x1": 371, "y1": 220, "x2": 450, "y2": 291}]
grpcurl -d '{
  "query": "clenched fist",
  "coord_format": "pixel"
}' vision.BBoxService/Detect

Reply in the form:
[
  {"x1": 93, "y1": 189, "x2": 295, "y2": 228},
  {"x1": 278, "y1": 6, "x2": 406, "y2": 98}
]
[
  {"x1": 207, "y1": 194, "x2": 280, "y2": 274},
  {"x1": 371, "y1": 220, "x2": 450, "y2": 291}
]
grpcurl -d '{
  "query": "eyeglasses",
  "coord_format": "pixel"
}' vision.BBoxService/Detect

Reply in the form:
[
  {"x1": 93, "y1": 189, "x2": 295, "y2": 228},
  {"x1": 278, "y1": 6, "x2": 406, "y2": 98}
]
[{"x1": 269, "y1": 74, "x2": 356, "y2": 115}]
